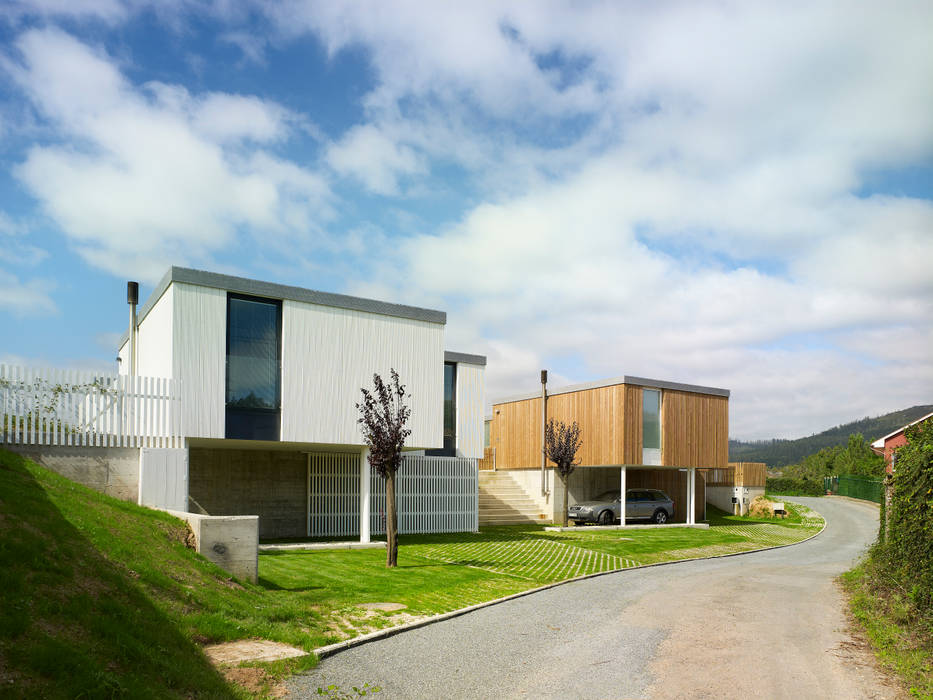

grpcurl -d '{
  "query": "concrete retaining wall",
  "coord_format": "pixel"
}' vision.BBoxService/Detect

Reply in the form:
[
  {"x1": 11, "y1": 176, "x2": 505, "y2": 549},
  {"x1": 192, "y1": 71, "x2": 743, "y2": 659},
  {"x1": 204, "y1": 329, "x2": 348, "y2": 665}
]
[
  {"x1": 3, "y1": 444, "x2": 139, "y2": 502},
  {"x1": 165, "y1": 509, "x2": 258, "y2": 583},
  {"x1": 707, "y1": 485, "x2": 765, "y2": 515},
  {"x1": 188, "y1": 447, "x2": 306, "y2": 539}
]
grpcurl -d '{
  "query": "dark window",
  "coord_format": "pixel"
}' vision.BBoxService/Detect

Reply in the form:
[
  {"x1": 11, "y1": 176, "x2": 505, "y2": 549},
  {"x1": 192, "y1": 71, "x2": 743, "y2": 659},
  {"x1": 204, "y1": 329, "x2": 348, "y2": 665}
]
[
  {"x1": 225, "y1": 294, "x2": 281, "y2": 440},
  {"x1": 427, "y1": 362, "x2": 457, "y2": 457}
]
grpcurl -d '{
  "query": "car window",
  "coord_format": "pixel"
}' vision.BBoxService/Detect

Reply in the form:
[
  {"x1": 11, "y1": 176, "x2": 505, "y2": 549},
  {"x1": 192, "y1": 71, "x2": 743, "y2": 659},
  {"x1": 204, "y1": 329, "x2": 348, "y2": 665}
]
[
  {"x1": 596, "y1": 491, "x2": 620, "y2": 502},
  {"x1": 628, "y1": 491, "x2": 646, "y2": 501}
]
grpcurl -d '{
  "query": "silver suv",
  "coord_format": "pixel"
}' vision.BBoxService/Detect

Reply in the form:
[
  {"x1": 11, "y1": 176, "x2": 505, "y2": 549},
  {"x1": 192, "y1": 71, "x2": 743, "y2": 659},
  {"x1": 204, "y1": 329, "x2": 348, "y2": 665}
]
[{"x1": 568, "y1": 488, "x2": 675, "y2": 525}]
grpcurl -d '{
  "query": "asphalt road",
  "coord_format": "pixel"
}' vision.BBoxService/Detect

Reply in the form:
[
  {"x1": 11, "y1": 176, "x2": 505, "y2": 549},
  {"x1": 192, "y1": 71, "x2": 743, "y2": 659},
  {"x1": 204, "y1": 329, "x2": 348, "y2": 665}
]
[{"x1": 286, "y1": 497, "x2": 898, "y2": 699}]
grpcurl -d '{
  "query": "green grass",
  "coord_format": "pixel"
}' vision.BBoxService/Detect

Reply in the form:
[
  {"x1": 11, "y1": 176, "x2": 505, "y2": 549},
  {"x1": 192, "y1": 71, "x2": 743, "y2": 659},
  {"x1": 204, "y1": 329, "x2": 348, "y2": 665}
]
[
  {"x1": 842, "y1": 559, "x2": 933, "y2": 698},
  {"x1": 0, "y1": 449, "x2": 823, "y2": 697}
]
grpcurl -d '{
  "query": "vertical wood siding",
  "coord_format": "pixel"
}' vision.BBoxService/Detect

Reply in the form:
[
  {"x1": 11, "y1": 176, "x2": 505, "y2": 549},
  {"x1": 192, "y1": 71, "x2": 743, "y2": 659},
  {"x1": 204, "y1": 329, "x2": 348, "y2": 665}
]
[
  {"x1": 307, "y1": 453, "x2": 478, "y2": 536},
  {"x1": 455, "y1": 362, "x2": 485, "y2": 459},
  {"x1": 281, "y1": 301, "x2": 444, "y2": 448},
  {"x1": 491, "y1": 382, "x2": 727, "y2": 469},
  {"x1": 0, "y1": 365, "x2": 183, "y2": 448},
  {"x1": 661, "y1": 390, "x2": 729, "y2": 468},
  {"x1": 172, "y1": 283, "x2": 225, "y2": 439},
  {"x1": 727, "y1": 462, "x2": 767, "y2": 487}
]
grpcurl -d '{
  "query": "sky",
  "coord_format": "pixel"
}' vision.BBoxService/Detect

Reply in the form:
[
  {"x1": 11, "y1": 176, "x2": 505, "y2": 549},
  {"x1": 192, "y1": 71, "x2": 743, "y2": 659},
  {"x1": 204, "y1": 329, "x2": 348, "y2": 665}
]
[{"x1": 1, "y1": 1, "x2": 931, "y2": 441}]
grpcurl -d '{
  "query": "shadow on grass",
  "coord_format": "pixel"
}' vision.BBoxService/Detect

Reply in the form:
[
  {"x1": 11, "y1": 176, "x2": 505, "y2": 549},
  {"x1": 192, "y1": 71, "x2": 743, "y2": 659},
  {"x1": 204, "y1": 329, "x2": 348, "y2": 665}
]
[{"x1": 0, "y1": 450, "x2": 237, "y2": 698}]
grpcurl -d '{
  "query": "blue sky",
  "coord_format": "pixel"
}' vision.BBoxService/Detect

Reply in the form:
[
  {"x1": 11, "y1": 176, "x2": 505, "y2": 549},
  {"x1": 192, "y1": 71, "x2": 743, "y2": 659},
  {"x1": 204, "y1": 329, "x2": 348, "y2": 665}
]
[{"x1": 1, "y1": 1, "x2": 931, "y2": 439}]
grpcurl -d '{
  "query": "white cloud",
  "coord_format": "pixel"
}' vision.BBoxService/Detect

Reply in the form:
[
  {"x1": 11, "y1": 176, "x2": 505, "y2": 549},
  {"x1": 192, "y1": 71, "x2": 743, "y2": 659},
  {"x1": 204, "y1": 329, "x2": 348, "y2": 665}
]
[
  {"x1": 0, "y1": 270, "x2": 56, "y2": 316},
  {"x1": 326, "y1": 124, "x2": 427, "y2": 196},
  {"x1": 6, "y1": 27, "x2": 332, "y2": 283}
]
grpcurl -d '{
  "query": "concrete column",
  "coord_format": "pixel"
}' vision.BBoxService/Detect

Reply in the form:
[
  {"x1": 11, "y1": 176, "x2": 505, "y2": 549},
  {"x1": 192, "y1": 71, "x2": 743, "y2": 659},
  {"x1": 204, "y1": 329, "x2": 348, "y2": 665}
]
[
  {"x1": 360, "y1": 447, "x2": 371, "y2": 544},
  {"x1": 620, "y1": 466, "x2": 627, "y2": 527}
]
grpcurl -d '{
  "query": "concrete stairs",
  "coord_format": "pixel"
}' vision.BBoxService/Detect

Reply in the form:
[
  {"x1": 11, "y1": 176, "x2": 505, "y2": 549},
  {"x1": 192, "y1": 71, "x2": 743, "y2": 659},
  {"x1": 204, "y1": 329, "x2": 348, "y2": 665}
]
[{"x1": 479, "y1": 471, "x2": 551, "y2": 526}]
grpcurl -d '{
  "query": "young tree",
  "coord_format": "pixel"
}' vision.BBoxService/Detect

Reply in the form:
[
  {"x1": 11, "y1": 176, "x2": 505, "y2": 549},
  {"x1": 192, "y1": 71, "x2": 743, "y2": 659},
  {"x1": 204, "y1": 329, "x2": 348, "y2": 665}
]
[
  {"x1": 357, "y1": 369, "x2": 411, "y2": 567},
  {"x1": 545, "y1": 419, "x2": 583, "y2": 526}
]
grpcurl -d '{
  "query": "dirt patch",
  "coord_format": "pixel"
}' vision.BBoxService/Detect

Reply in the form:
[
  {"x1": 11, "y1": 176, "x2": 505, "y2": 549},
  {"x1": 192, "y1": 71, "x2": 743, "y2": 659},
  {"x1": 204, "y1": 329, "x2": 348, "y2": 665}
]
[
  {"x1": 222, "y1": 667, "x2": 287, "y2": 698},
  {"x1": 203, "y1": 640, "x2": 308, "y2": 665},
  {"x1": 325, "y1": 606, "x2": 427, "y2": 641}
]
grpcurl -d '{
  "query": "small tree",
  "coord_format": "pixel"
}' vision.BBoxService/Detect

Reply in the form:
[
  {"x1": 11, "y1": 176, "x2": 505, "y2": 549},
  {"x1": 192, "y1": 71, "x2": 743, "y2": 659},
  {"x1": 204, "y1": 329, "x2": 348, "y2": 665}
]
[
  {"x1": 545, "y1": 419, "x2": 583, "y2": 526},
  {"x1": 357, "y1": 369, "x2": 411, "y2": 567}
]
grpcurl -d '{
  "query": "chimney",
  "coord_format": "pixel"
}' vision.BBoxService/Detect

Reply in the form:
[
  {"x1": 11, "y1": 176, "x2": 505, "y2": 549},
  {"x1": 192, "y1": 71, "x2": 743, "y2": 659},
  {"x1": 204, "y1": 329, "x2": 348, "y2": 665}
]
[{"x1": 127, "y1": 281, "x2": 139, "y2": 376}]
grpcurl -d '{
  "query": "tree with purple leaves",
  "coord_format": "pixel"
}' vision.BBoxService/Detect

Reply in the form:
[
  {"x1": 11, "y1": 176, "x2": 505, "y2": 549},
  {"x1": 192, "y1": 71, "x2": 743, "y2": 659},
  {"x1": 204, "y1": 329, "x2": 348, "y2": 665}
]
[
  {"x1": 546, "y1": 419, "x2": 583, "y2": 527},
  {"x1": 357, "y1": 369, "x2": 411, "y2": 567}
]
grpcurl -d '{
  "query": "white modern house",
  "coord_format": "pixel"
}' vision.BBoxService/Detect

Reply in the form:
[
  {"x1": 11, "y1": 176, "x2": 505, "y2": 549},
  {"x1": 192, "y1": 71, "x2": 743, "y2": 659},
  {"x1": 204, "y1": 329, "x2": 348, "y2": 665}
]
[{"x1": 116, "y1": 266, "x2": 486, "y2": 541}]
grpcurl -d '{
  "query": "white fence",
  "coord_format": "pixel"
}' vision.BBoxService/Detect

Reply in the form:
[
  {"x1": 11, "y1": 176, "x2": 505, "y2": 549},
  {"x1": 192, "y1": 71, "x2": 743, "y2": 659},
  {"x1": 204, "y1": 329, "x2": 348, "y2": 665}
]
[
  {"x1": 308, "y1": 453, "x2": 478, "y2": 537},
  {"x1": 0, "y1": 365, "x2": 183, "y2": 448}
]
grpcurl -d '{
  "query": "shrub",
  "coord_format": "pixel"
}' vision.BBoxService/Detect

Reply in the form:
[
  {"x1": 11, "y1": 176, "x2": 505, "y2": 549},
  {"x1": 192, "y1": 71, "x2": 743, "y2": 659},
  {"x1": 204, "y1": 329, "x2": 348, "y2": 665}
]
[{"x1": 765, "y1": 477, "x2": 824, "y2": 496}]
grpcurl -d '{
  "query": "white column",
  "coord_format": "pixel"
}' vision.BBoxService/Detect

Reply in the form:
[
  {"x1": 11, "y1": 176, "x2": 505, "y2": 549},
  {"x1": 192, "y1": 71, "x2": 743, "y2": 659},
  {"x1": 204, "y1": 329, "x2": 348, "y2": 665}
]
[
  {"x1": 620, "y1": 466, "x2": 627, "y2": 527},
  {"x1": 360, "y1": 447, "x2": 371, "y2": 543},
  {"x1": 687, "y1": 468, "x2": 696, "y2": 525}
]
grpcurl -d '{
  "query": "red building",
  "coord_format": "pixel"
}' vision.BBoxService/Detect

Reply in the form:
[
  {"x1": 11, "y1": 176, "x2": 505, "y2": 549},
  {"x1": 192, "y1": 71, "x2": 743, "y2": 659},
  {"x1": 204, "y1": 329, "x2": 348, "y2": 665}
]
[{"x1": 871, "y1": 411, "x2": 933, "y2": 474}]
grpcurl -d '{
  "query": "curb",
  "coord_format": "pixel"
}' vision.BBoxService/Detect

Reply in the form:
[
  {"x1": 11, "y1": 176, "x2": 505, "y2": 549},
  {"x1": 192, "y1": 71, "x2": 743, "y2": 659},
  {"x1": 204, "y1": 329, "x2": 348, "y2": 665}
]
[{"x1": 312, "y1": 502, "x2": 827, "y2": 660}]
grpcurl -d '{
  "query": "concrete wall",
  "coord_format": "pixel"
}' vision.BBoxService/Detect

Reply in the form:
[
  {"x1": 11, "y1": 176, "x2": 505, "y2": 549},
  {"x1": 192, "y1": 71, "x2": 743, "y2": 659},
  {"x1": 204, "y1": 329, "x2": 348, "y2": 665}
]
[
  {"x1": 5, "y1": 445, "x2": 139, "y2": 501},
  {"x1": 188, "y1": 447, "x2": 306, "y2": 539},
  {"x1": 166, "y1": 509, "x2": 258, "y2": 583},
  {"x1": 707, "y1": 485, "x2": 765, "y2": 516}
]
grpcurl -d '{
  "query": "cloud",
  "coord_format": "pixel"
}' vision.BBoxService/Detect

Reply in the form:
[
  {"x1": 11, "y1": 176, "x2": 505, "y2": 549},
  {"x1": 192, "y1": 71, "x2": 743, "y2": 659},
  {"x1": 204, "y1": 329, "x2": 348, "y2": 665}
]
[
  {"x1": 0, "y1": 270, "x2": 56, "y2": 316},
  {"x1": 326, "y1": 124, "x2": 427, "y2": 195},
  {"x1": 6, "y1": 27, "x2": 332, "y2": 283}
]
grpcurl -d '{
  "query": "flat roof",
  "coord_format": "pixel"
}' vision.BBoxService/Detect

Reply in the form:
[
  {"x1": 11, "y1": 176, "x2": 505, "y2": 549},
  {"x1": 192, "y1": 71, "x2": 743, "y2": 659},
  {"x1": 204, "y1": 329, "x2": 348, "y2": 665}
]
[
  {"x1": 444, "y1": 351, "x2": 487, "y2": 366},
  {"x1": 121, "y1": 266, "x2": 447, "y2": 346},
  {"x1": 493, "y1": 375, "x2": 730, "y2": 405}
]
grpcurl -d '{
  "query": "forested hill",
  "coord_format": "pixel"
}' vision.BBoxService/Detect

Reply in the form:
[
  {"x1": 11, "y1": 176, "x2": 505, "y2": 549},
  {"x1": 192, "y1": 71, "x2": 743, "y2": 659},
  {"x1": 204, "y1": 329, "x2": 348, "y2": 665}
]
[{"x1": 729, "y1": 404, "x2": 933, "y2": 468}]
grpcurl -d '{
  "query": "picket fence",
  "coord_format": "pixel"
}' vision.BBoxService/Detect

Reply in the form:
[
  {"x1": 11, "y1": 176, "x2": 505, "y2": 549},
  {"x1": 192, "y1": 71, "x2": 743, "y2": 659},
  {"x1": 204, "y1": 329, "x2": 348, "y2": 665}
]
[
  {"x1": 308, "y1": 453, "x2": 478, "y2": 536},
  {"x1": 0, "y1": 364, "x2": 183, "y2": 449}
]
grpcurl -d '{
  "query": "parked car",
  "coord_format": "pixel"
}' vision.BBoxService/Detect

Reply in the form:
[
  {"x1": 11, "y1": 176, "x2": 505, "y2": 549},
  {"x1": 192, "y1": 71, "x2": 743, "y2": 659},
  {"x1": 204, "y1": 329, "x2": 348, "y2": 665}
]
[{"x1": 568, "y1": 488, "x2": 675, "y2": 525}]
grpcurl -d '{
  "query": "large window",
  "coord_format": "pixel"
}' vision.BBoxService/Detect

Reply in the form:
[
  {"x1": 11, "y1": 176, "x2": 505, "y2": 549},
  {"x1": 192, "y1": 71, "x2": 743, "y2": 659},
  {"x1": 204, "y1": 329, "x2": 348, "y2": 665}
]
[
  {"x1": 225, "y1": 294, "x2": 282, "y2": 440},
  {"x1": 642, "y1": 388, "x2": 661, "y2": 465},
  {"x1": 428, "y1": 362, "x2": 457, "y2": 457}
]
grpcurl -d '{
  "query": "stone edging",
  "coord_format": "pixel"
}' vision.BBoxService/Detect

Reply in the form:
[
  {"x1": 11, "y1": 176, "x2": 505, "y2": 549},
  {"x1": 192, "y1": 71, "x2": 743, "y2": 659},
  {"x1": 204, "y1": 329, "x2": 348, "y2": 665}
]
[{"x1": 312, "y1": 504, "x2": 827, "y2": 660}]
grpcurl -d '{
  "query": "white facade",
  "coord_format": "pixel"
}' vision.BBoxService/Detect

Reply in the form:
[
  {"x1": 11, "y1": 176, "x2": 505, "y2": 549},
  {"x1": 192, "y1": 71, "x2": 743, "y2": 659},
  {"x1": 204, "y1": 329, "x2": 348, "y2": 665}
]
[
  {"x1": 119, "y1": 267, "x2": 482, "y2": 452},
  {"x1": 281, "y1": 300, "x2": 443, "y2": 448},
  {"x1": 455, "y1": 360, "x2": 485, "y2": 459}
]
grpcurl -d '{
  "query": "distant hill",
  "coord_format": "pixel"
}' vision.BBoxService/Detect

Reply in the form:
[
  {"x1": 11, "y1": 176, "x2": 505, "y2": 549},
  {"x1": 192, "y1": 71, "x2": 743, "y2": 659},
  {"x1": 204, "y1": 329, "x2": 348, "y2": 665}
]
[{"x1": 729, "y1": 405, "x2": 933, "y2": 468}]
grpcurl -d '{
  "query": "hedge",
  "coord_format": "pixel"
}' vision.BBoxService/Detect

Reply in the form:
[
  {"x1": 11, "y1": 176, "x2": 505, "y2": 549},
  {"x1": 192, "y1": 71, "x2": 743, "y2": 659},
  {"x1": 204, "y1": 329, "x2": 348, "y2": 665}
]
[{"x1": 765, "y1": 477, "x2": 824, "y2": 497}]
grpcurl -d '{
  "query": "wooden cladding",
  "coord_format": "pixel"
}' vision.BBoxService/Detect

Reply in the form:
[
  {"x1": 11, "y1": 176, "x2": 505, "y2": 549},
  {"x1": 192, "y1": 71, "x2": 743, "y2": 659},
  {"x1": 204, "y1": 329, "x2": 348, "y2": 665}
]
[
  {"x1": 478, "y1": 446, "x2": 496, "y2": 471},
  {"x1": 661, "y1": 390, "x2": 729, "y2": 468},
  {"x1": 728, "y1": 462, "x2": 767, "y2": 487},
  {"x1": 490, "y1": 380, "x2": 728, "y2": 469}
]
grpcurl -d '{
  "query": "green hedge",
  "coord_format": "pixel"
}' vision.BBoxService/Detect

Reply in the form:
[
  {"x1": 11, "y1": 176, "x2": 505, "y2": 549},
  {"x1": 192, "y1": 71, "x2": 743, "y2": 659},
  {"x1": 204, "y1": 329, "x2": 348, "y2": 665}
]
[
  {"x1": 880, "y1": 420, "x2": 933, "y2": 614},
  {"x1": 765, "y1": 477, "x2": 824, "y2": 497}
]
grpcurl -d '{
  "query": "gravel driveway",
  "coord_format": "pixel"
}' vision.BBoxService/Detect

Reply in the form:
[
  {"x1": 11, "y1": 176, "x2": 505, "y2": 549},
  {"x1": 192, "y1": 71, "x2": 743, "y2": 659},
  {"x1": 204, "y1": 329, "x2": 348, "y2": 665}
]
[{"x1": 287, "y1": 497, "x2": 899, "y2": 699}]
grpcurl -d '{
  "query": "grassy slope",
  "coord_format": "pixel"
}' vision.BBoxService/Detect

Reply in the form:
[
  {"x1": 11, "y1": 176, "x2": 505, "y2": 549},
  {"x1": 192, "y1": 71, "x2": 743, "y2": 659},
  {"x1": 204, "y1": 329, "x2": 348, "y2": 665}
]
[
  {"x1": 0, "y1": 449, "x2": 319, "y2": 699},
  {"x1": 842, "y1": 561, "x2": 933, "y2": 698}
]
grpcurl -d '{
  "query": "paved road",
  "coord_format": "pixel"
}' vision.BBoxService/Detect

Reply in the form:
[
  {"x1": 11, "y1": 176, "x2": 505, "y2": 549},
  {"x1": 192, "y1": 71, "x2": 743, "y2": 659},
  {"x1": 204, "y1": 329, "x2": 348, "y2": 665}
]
[{"x1": 287, "y1": 497, "x2": 899, "y2": 699}]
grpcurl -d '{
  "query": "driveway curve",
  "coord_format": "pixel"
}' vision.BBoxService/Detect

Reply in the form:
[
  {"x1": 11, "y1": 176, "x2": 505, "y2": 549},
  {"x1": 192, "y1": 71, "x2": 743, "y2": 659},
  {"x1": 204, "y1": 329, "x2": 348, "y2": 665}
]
[{"x1": 287, "y1": 497, "x2": 899, "y2": 699}]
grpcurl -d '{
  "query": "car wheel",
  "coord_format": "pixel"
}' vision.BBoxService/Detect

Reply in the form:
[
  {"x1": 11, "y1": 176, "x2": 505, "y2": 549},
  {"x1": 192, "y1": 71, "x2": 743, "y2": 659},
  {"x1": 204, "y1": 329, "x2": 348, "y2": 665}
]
[
  {"x1": 653, "y1": 509, "x2": 669, "y2": 524},
  {"x1": 598, "y1": 509, "x2": 614, "y2": 525}
]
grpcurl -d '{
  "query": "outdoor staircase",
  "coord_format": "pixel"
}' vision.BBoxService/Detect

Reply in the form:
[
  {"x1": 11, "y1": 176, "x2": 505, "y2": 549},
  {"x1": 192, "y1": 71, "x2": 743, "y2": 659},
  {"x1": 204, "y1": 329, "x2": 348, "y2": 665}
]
[{"x1": 479, "y1": 471, "x2": 551, "y2": 526}]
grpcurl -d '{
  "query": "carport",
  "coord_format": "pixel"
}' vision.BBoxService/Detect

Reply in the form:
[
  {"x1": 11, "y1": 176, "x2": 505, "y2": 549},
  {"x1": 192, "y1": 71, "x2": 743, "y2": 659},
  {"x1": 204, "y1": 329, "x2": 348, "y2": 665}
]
[{"x1": 558, "y1": 464, "x2": 704, "y2": 525}]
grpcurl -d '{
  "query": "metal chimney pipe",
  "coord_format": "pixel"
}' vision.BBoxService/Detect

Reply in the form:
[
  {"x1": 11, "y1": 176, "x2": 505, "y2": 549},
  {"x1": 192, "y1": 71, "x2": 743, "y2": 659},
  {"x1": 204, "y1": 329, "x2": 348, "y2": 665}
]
[
  {"x1": 541, "y1": 369, "x2": 548, "y2": 497},
  {"x1": 127, "y1": 281, "x2": 139, "y2": 376}
]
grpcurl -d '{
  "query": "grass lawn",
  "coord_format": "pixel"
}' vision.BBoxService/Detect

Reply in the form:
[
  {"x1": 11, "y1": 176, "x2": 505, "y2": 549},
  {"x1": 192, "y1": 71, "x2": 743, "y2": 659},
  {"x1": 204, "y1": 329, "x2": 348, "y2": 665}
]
[
  {"x1": 0, "y1": 449, "x2": 823, "y2": 698},
  {"x1": 260, "y1": 501, "x2": 824, "y2": 636}
]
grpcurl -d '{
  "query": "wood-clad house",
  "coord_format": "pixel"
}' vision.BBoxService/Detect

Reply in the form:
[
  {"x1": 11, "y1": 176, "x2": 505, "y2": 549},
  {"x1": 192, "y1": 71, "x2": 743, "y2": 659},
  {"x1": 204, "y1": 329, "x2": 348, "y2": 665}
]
[
  {"x1": 117, "y1": 267, "x2": 486, "y2": 540},
  {"x1": 485, "y1": 376, "x2": 730, "y2": 524}
]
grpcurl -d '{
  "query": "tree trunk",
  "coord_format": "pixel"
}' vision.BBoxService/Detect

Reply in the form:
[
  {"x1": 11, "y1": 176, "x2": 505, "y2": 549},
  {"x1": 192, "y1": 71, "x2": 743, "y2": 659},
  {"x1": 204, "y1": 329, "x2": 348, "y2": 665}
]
[
  {"x1": 559, "y1": 471, "x2": 569, "y2": 526},
  {"x1": 386, "y1": 470, "x2": 399, "y2": 567}
]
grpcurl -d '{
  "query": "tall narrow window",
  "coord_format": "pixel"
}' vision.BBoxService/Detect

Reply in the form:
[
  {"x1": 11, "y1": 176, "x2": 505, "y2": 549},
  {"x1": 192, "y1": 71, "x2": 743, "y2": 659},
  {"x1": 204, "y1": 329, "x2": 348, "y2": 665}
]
[
  {"x1": 642, "y1": 389, "x2": 661, "y2": 465},
  {"x1": 225, "y1": 294, "x2": 282, "y2": 440},
  {"x1": 428, "y1": 362, "x2": 457, "y2": 457}
]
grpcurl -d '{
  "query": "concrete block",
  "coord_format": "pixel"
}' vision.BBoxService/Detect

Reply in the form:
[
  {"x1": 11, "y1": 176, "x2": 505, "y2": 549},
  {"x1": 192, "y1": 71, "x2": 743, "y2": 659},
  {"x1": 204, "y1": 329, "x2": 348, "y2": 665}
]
[{"x1": 166, "y1": 509, "x2": 259, "y2": 583}]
